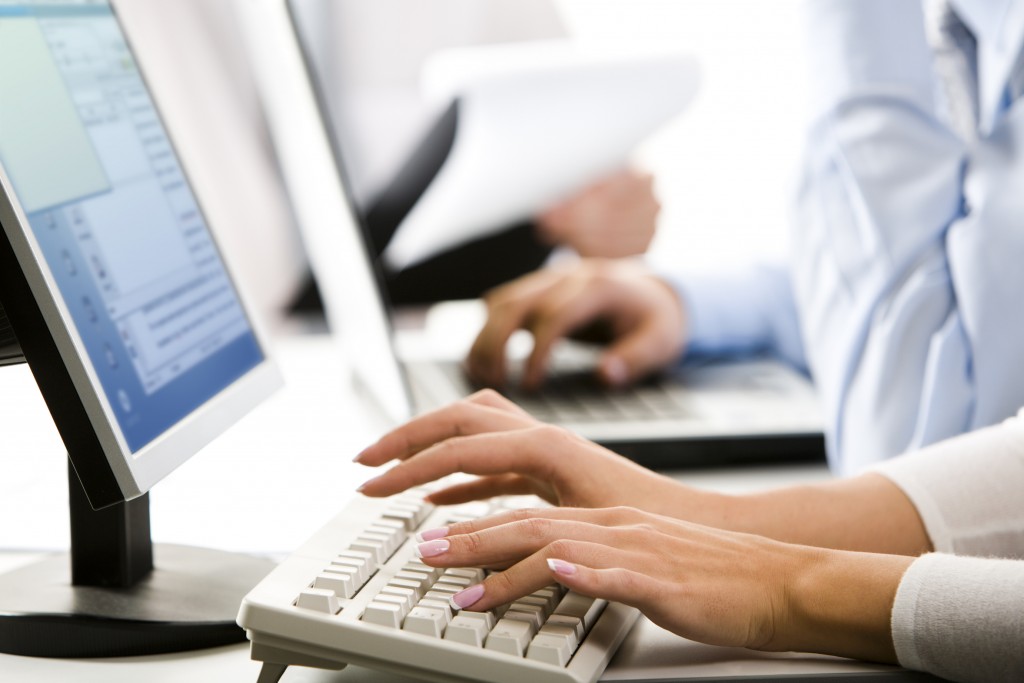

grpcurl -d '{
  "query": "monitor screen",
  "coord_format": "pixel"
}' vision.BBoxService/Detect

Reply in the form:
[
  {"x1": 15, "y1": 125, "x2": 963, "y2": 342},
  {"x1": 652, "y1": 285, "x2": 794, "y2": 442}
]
[{"x1": 0, "y1": 0, "x2": 264, "y2": 453}]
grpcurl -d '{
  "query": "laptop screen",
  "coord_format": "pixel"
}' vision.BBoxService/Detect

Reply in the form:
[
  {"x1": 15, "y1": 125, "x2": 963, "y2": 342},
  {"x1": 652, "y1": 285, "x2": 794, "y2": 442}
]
[{"x1": 0, "y1": 0, "x2": 264, "y2": 452}]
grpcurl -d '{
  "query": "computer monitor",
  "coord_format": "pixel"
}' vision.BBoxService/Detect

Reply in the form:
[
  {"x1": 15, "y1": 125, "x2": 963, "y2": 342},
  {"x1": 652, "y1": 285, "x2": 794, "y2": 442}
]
[
  {"x1": 0, "y1": 0, "x2": 282, "y2": 657},
  {"x1": 0, "y1": 302, "x2": 23, "y2": 366}
]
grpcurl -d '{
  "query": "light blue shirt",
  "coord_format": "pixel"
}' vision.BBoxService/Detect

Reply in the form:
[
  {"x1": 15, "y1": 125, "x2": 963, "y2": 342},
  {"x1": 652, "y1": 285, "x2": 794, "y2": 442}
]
[{"x1": 668, "y1": 0, "x2": 1024, "y2": 475}]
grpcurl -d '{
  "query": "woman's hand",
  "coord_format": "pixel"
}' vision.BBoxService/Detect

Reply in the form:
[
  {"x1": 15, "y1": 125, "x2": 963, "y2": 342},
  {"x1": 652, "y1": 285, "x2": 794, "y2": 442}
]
[
  {"x1": 414, "y1": 506, "x2": 914, "y2": 664},
  {"x1": 355, "y1": 390, "x2": 690, "y2": 514},
  {"x1": 468, "y1": 259, "x2": 687, "y2": 390}
]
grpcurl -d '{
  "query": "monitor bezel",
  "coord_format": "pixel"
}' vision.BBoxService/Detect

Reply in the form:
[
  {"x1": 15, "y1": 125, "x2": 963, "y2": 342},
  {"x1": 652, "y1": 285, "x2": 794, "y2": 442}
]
[
  {"x1": 0, "y1": 2, "x2": 282, "y2": 508},
  {"x1": 235, "y1": 0, "x2": 416, "y2": 426}
]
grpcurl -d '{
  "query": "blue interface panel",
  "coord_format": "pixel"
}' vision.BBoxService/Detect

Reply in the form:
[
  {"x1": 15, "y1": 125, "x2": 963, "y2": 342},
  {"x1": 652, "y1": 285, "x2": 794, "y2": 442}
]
[{"x1": 0, "y1": 1, "x2": 264, "y2": 452}]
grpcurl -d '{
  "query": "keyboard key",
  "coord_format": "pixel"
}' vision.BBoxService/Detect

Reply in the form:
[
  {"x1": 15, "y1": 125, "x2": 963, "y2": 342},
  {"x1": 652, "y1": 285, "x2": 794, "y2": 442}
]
[
  {"x1": 387, "y1": 578, "x2": 426, "y2": 599},
  {"x1": 337, "y1": 549, "x2": 377, "y2": 571},
  {"x1": 537, "y1": 622, "x2": 579, "y2": 652},
  {"x1": 362, "y1": 601, "x2": 404, "y2": 628},
  {"x1": 503, "y1": 604, "x2": 544, "y2": 631},
  {"x1": 545, "y1": 614, "x2": 585, "y2": 642},
  {"x1": 514, "y1": 595, "x2": 551, "y2": 616},
  {"x1": 553, "y1": 593, "x2": 606, "y2": 632},
  {"x1": 443, "y1": 567, "x2": 486, "y2": 583},
  {"x1": 350, "y1": 538, "x2": 387, "y2": 564},
  {"x1": 444, "y1": 615, "x2": 489, "y2": 647},
  {"x1": 328, "y1": 559, "x2": 369, "y2": 585},
  {"x1": 430, "y1": 581, "x2": 465, "y2": 595},
  {"x1": 312, "y1": 572, "x2": 356, "y2": 599},
  {"x1": 418, "y1": 598, "x2": 453, "y2": 622},
  {"x1": 403, "y1": 560, "x2": 443, "y2": 582},
  {"x1": 382, "y1": 508, "x2": 418, "y2": 530},
  {"x1": 485, "y1": 618, "x2": 534, "y2": 657},
  {"x1": 403, "y1": 606, "x2": 448, "y2": 638},
  {"x1": 456, "y1": 610, "x2": 496, "y2": 631},
  {"x1": 375, "y1": 594, "x2": 412, "y2": 618},
  {"x1": 527, "y1": 634, "x2": 573, "y2": 667},
  {"x1": 531, "y1": 588, "x2": 561, "y2": 613},
  {"x1": 393, "y1": 570, "x2": 431, "y2": 593},
  {"x1": 435, "y1": 575, "x2": 472, "y2": 589},
  {"x1": 366, "y1": 525, "x2": 405, "y2": 554},
  {"x1": 378, "y1": 586, "x2": 417, "y2": 612},
  {"x1": 296, "y1": 588, "x2": 341, "y2": 614}
]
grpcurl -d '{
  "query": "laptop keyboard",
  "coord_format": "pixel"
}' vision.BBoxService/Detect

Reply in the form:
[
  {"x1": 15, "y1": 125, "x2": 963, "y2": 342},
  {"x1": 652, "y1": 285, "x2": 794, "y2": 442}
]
[{"x1": 439, "y1": 362, "x2": 691, "y2": 423}]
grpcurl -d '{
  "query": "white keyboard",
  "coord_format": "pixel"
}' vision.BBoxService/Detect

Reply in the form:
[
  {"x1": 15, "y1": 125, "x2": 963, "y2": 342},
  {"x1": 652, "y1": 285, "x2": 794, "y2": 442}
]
[{"x1": 238, "y1": 490, "x2": 639, "y2": 683}]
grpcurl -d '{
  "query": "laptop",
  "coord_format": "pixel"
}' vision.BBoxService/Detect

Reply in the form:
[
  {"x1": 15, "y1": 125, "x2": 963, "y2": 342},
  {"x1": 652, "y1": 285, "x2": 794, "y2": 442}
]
[{"x1": 236, "y1": 0, "x2": 825, "y2": 469}]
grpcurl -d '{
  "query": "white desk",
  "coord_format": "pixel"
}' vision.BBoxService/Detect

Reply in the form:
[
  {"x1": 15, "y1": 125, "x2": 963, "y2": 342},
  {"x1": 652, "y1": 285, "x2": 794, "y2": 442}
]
[{"x1": 0, "y1": 335, "x2": 923, "y2": 681}]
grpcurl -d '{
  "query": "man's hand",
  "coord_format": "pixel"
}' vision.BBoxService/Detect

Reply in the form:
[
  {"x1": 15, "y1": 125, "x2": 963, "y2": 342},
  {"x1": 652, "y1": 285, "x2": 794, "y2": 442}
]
[
  {"x1": 537, "y1": 169, "x2": 659, "y2": 258},
  {"x1": 468, "y1": 259, "x2": 687, "y2": 390}
]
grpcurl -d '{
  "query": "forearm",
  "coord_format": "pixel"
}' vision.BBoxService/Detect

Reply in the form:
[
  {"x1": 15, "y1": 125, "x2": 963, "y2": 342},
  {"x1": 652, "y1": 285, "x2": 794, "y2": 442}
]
[
  {"x1": 672, "y1": 474, "x2": 931, "y2": 556},
  {"x1": 773, "y1": 547, "x2": 913, "y2": 663}
]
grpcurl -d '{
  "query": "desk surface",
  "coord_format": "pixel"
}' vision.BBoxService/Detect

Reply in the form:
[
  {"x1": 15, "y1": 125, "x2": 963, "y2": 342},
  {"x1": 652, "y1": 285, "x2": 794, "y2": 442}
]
[{"x1": 0, "y1": 335, "x2": 920, "y2": 682}]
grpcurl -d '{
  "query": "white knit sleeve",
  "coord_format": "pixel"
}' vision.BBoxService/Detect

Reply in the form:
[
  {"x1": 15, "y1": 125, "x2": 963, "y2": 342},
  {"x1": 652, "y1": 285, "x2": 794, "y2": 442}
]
[
  {"x1": 871, "y1": 410, "x2": 1024, "y2": 558},
  {"x1": 891, "y1": 553, "x2": 1024, "y2": 682}
]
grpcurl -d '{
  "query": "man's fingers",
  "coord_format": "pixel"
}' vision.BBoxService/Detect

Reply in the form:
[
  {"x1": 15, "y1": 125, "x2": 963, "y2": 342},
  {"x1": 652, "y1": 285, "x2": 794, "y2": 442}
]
[
  {"x1": 599, "y1": 306, "x2": 684, "y2": 387},
  {"x1": 522, "y1": 279, "x2": 606, "y2": 390},
  {"x1": 469, "y1": 272, "x2": 561, "y2": 387}
]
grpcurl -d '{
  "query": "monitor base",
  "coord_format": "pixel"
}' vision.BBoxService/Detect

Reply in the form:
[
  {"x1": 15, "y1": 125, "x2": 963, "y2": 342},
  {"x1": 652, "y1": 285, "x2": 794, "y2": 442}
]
[{"x1": 0, "y1": 544, "x2": 276, "y2": 658}]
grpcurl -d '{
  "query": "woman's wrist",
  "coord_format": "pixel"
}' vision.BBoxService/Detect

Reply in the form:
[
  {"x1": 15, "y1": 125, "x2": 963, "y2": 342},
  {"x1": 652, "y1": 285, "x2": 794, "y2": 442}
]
[{"x1": 778, "y1": 547, "x2": 916, "y2": 663}]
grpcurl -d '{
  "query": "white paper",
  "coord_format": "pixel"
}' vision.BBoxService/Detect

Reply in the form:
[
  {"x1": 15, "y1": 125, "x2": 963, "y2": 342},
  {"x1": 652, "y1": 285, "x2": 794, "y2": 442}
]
[{"x1": 383, "y1": 42, "x2": 700, "y2": 270}]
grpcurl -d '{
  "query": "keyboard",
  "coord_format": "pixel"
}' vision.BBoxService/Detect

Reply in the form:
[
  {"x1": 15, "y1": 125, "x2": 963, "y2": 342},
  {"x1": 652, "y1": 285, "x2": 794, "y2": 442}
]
[
  {"x1": 238, "y1": 490, "x2": 639, "y2": 683},
  {"x1": 438, "y1": 360, "x2": 692, "y2": 425}
]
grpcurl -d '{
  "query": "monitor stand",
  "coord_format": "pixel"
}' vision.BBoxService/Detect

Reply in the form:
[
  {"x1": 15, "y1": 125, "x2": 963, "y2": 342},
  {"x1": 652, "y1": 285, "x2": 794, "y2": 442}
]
[{"x1": 0, "y1": 461, "x2": 277, "y2": 658}]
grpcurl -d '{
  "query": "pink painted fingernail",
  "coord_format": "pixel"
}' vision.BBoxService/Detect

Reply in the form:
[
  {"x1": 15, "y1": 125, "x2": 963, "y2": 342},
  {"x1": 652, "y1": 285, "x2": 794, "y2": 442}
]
[
  {"x1": 415, "y1": 527, "x2": 449, "y2": 543},
  {"x1": 547, "y1": 559, "x2": 577, "y2": 576},
  {"x1": 415, "y1": 539, "x2": 450, "y2": 558},
  {"x1": 452, "y1": 583, "x2": 485, "y2": 609}
]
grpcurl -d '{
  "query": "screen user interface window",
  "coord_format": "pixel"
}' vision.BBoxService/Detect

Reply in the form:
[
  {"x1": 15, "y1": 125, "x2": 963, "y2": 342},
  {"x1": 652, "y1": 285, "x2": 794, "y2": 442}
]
[{"x1": 0, "y1": 0, "x2": 263, "y2": 452}]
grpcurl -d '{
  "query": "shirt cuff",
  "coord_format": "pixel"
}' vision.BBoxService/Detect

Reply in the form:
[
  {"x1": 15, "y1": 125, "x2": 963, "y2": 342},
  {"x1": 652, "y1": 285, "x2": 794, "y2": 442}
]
[{"x1": 650, "y1": 262, "x2": 806, "y2": 370}]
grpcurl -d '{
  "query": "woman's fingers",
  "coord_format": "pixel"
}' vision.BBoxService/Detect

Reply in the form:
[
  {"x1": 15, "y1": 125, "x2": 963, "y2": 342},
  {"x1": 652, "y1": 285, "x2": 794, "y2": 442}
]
[
  {"x1": 426, "y1": 474, "x2": 540, "y2": 506},
  {"x1": 355, "y1": 392, "x2": 534, "y2": 467},
  {"x1": 546, "y1": 562, "x2": 660, "y2": 613},
  {"x1": 421, "y1": 505, "x2": 654, "y2": 541},
  {"x1": 452, "y1": 540, "x2": 636, "y2": 612},
  {"x1": 465, "y1": 388, "x2": 532, "y2": 417},
  {"x1": 416, "y1": 519, "x2": 645, "y2": 571},
  {"x1": 358, "y1": 425, "x2": 565, "y2": 497}
]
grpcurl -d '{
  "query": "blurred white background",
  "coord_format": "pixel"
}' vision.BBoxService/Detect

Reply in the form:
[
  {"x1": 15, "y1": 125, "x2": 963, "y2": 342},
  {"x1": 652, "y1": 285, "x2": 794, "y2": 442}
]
[{"x1": 556, "y1": 0, "x2": 809, "y2": 271}]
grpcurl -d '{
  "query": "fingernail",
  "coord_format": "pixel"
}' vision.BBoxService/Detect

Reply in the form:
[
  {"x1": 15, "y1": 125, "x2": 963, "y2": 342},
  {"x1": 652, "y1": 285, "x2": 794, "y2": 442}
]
[
  {"x1": 356, "y1": 475, "x2": 382, "y2": 493},
  {"x1": 352, "y1": 450, "x2": 366, "y2": 463},
  {"x1": 547, "y1": 559, "x2": 577, "y2": 576},
  {"x1": 452, "y1": 583, "x2": 485, "y2": 609},
  {"x1": 415, "y1": 527, "x2": 449, "y2": 543},
  {"x1": 415, "y1": 539, "x2": 450, "y2": 558},
  {"x1": 601, "y1": 356, "x2": 628, "y2": 386}
]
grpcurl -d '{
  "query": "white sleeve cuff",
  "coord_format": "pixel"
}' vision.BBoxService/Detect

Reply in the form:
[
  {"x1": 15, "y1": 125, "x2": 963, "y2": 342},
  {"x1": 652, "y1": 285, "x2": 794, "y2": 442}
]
[{"x1": 891, "y1": 553, "x2": 1024, "y2": 682}]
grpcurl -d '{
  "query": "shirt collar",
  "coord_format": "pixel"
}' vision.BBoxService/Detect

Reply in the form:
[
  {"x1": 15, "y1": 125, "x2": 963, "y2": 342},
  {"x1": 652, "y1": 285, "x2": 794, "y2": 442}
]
[{"x1": 951, "y1": 0, "x2": 1024, "y2": 132}]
